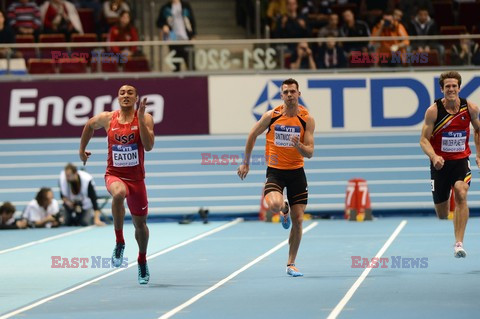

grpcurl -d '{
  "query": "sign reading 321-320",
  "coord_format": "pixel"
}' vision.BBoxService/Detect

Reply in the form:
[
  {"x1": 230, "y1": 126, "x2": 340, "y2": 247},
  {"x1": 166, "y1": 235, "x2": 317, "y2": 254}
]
[{"x1": 194, "y1": 48, "x2": 277, "y2": 71}]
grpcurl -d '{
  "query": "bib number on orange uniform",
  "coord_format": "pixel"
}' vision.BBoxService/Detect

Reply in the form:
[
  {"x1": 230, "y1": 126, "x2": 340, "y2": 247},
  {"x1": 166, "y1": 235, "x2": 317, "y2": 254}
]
[{"x1": 274, "y1": 125, "x2": 300, "y2": 147}]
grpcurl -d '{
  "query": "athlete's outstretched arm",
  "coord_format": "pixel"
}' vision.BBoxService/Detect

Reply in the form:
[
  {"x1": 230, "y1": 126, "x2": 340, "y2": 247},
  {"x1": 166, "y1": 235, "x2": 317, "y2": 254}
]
[
  {"x1": 293, "y1": 116, "x2": 315, "y2": 158},
  {"x1": 138, "y1": 97, "x2": 155, "y2": 151},
  {"x1": 79, "y1": 112, "x2": 111, "y2": 165},
  {"x1": 468, "y1": 101, "x2": 480, "y2": 168},
  {"x1": 420, "y1": 104, "x2": 444, "y2": 170},
  {"x1": 237, "y1": 110, "x2": 273, "y2": 180}
]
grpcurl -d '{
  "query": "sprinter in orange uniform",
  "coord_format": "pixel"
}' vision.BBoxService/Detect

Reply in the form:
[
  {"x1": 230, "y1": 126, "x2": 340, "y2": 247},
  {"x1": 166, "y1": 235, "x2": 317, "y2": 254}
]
[{"x1": 238, "y1": 78, "x2": 315, "y2": 277}]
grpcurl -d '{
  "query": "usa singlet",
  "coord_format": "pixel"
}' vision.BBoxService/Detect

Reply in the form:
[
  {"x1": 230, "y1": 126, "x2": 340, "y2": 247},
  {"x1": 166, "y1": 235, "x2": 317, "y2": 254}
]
[
  {"x1": 430, "y1": 98, "x2": 471, "y2": 160},
  {"x1": 265, "y1": 105, "x2": 310, "y2": 170},
  {"x1": 106, "y1": 110, "x2": 145, "y2": 180}
]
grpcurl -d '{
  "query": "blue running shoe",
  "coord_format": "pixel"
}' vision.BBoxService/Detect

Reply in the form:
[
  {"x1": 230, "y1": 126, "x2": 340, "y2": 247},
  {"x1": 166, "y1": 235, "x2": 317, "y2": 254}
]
[
  {"x1": 286, "y1": 264, "x2": 303, "y2": 277},
  {"x1": 138, "y1": 262, "x2": 150, "y2": 284},
  {"x1": 112, "y1": 243, "x2": 125, "y2": 268},
  {"x1": 280, "y1": 201, "x2": 291, "y2": 230}
]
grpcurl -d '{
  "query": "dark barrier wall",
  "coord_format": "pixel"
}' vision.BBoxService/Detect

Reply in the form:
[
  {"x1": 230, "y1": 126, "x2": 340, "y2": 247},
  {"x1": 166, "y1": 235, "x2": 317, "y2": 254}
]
[{"x1": 1, "y1": 77, "x2": 209, "y2": 138}]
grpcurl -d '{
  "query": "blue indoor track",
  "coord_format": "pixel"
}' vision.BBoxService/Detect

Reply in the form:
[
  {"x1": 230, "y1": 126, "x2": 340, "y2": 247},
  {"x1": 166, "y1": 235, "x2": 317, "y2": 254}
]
[
  {"x1": 2, "y1": 131, "x2": 480, "y2": 217},
  {"x1": 1, "y1": 132, "x2": 480, "y2": 318},
  {"x1": 1, "y1": 218, "x2": 480, "y2": 318}
]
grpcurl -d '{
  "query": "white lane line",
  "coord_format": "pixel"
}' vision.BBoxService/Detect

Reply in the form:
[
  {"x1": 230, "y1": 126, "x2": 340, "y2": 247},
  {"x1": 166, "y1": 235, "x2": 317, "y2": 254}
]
[
  {"x1": 0, "y1": 226, "x2": 95, "y2": 255},
  {"x1": 0, "y1": 166, "x2": 436, "y2": 181},
  {"x1": 0, "y1": 143, "x2": 444, "y2": 156},
  {"x1": 8, "y1": 191, "x2": 451, "y2": 207},
  {"x1": 326, "y1": 220, "x2": 408, "y2": 319},
  {"x1": 158, "y1": 221, "x2": 319, "y2": 319},
  {"x1": 0, "y1": 155, "x2": 433, "y2": 169},
  {"x1": 0, "y1": 218, "x2": 243, "y2": 319},
  {"x1": 0, "y1": 179, "x2": 430, "y2": 194},
  {"x1": 0, "y1": 131, "x2": 423, "y2": 145}
]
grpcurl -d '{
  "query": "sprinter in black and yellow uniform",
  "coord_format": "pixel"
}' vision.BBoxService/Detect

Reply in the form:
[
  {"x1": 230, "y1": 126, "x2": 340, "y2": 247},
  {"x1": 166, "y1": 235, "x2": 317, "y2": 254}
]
[{"x1": 420, "y1": 71, "x2": 480, "y2": 258}]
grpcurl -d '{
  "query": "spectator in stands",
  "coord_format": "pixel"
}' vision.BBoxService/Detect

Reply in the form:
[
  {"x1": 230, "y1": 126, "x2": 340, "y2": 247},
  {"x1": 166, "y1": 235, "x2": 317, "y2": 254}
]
[
  {"x1": 40, "y1": 0, "x2": 84, "y2": 40},
  {"x1": 59, "y1": 163, "x2": 105, "y2": 226},
  {"x1": 339, "y1": 9, "x2": 371, "y2": 55},
  {"x1": 0, "y1": 10, "x2": 17, "y2": 58},
  {"x1": 266, "y1": 0, "x2": 287, "y2": 31},
  {"x1": 314, "y1": 33, "x2": 347, "y2": 69},
  {"x1": 157, "y1": 0, "x2": 196, "y2": 72},
  {"x1": 289, "y1": 41, "x2": 316, "y2": 69},
  {"x1": 102, "y1": 0, "x2": 130, "y2": 30},
  {"x1": 300, "y1": 0, "x2": 332, "y2": 35},
  {"x1": 398, "y1": 0, "x2": 433, "y2": 27},
  {"x1": 73, "y1": 0, "x2": 102, "y2": 13},
  {"x1": 0, "y1": 202, "x2": 27, "y2": 230},
  {"x1": 7, "y1": 0, "x2": 41, "y2": 39},
  {"x1": 371, "y1": 10, "x2": 410, "y2": 65},
  {"x1": 23, "y1": 187, "x2": 62, "y2": 228},
  {"x1": 408, "y1": 7, "x2": 443, "y2": 58},
  {"x1": 274, "y1": 0, "x2": 308, "y2": 54},
  {"x1": 72, "y1": 0, "x2": 102, "y2": 35},
  {"x1": 317, "y1": 13, "x2": 339, "y2": 38},
  {"x1": 108, "y1": 10, "x2": 139, "y2": 58},
  {"x1": 451, "y1": 33, "x2": 480, "y2": 66},
  {"x1": 359, "y1": 0, "x2": 395, "y2": 27}
]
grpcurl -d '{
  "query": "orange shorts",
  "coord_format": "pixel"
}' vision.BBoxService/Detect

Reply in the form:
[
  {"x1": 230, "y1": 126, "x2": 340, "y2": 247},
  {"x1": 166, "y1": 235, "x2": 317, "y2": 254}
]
[{"x1": 105, "y1": 175, "x2": 148, "y2": 216}]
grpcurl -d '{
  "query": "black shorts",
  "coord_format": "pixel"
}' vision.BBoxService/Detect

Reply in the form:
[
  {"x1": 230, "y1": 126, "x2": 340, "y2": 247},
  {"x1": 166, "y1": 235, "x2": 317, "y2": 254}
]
[
  {"x1": 430, "y1": 157, "x2": 471, "y2": 204},
  {"x1": 264, "y1": 167, "x2": 308, "y2": 206}
]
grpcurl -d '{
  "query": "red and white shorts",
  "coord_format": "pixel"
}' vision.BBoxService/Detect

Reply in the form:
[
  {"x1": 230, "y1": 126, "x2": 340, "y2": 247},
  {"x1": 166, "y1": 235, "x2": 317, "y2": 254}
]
[{"x1": 105, "y1": 175, "x2": 148, "y2": 216}]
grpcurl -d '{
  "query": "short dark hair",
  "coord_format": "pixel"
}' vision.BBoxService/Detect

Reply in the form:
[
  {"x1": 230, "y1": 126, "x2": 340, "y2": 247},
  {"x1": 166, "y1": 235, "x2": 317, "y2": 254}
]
[
  {"x1": 119, "y1": 85, "x2": 138, "y2": 96},
  {"x1": 64, "y1": 163, "x2": 77, "y2": 174},
  {"x1": 0, "y1": 202, "x2": 15, "y2": 214},
  {"x1": 439, "y1": 71, "x2": 462, "y2": 89},
  {"x1": 35, "y1": 187, "x2": 52, "y2": 205},
  {"x1": 282, "y1": 78, "x2": 299, "y2": 90},
  {"x1": 417, "y1": 7, "x2": 430, "y2": 14}
]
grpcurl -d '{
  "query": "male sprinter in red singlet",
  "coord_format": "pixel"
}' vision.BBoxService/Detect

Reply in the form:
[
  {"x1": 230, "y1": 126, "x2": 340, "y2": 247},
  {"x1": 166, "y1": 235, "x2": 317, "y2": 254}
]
[
  {"x1": 420, "y1": 71, "x2": 480, "y2": 258},
  {"x1": 238, "y1": 78, "x2": 315, "y2": 277},
  {"x1": 79, "y1": 85, "x2": 154, "y2": 284}
]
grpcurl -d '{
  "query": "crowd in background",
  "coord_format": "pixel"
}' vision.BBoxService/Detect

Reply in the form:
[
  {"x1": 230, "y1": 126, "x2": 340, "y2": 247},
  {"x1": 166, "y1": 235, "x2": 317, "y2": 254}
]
[
  {"x1": 0, "y1": 0, "x2": 479, "y2": 72},
  {"x1": 237, "y1": 0, "x2": 480, "y2": 69}
]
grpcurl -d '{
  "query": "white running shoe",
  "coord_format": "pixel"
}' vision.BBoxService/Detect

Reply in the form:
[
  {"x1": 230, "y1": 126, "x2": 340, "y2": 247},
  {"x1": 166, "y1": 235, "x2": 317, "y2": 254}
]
[{"x1": 454, "y1": 242, "x2": 467, "y2": 258}]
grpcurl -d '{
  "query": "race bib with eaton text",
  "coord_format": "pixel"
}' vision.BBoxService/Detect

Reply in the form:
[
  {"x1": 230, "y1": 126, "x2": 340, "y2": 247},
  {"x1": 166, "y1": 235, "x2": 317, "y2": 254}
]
[
  {"x1": 274, "y1": 125, "x2": 300, "y2": 147},
  {"x1": 112, "y1": 144, "x2": 139, "y2": 167},
  {"x1": 441, "y1": 131, "x2": 467, "y2": 152}
]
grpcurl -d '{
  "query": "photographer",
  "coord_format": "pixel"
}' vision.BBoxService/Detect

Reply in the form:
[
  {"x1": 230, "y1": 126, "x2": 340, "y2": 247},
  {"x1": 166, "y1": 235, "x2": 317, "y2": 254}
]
[
  {"x1": 59, "y1": 163, "x2": 105, "y2": 226},
  {"x1": 451, "y1": 32, "x2": 480, "y2": 66},
  {"x1": 0, "y1": 202, "x2": 27, "y2": 230},
  {"x1": 23, "y1": 187, "x2": 61, "y2": 228},
  {"x1": 371, "y1": 10, "x2": 410, "y2": 65},
  {"x1": 290, "y1": 41, "x2": 316, "y2": 70}
]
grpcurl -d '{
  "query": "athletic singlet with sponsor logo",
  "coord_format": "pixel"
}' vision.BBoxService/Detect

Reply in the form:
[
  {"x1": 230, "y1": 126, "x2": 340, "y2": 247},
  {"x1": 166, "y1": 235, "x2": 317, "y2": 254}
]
[
  {"x1": 265, "y1": 105, "x2": 310, "y2": 170},
  {"x1": 430, "y1": 98, "x2": 471, "y2": 160},
  {"x1": 106, "y1": 110, "x2": 145, "y2": 180}
]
